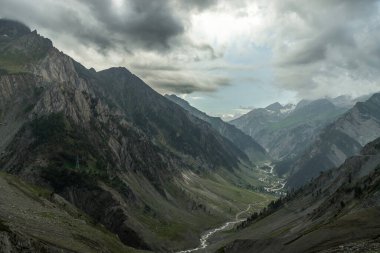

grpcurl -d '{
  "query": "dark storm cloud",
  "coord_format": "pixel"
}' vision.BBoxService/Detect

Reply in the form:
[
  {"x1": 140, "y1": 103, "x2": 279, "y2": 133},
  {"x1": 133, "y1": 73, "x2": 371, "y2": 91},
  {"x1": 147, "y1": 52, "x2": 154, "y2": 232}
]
[
  {"x1": 152, "y1": 76, "x2": 231, "y2": 94},
  {"x1": 156, "y1": 82, "x2": 213, "y2": 94},
  {"x1": 277, "y1": 27, "x2": 355, "y2": 67},
  {"x1": 84, "y1": 0, "x2": 185, "y2": 50},
  {"x1": 3, "y1": 0, "x2": 379, "y2": 98},
  {"x1": 0, "y1": 0, "x2": 228, "y2": 95},
  {"x1": 0, "y1": 0, "x2": 189, "y2": 51},
  {"x1": 272, "y1": 0, "x2": 380, "y2": 98},
  {"x1": 0, "y1": 0, "x2": 112, "y2": 48},
  {"x1": 131, "y1": 63, "x2": 181, "y2": 71},
  {"x1": 178, "y1": 0, "x2": 219, "y2": 11}
]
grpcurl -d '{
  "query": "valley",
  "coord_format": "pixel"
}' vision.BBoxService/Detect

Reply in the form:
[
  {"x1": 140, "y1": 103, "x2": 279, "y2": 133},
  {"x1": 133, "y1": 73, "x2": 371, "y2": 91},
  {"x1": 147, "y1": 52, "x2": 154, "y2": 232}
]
[
  {"x1": 210, "y1": 138, "x2": 380, "y2": 252},
  {"x1": 175, "y1": 163, "x2": 287, "y2": 253},
  {"x1": 257, "y1": 163, "x2": 287, "y2": 196},
  {"x1": 177, "y1": 201, "x2": 268, "y2": 253},
  {"x1": 0, "y1": 18, "x2": 379, "y2": 253}
]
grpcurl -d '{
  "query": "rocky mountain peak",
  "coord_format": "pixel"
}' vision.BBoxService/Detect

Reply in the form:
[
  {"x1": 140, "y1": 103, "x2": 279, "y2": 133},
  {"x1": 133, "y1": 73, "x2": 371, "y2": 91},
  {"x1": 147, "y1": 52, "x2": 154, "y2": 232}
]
[
  {"x1": 293, "y1": 98, "x2": 335, "y2": 113},
  {"x1": 0, "y1": 19, "x2": 53, "y2": 75},
  {"x1": 102, "y1": 66, "x2": 132, "y2": 75},
  {"x1": 265, "y1": 102, "x2": 283, "y2": 111},
  {"x1": 0, "y1": 19, "x2": 31, "y2": 38}
]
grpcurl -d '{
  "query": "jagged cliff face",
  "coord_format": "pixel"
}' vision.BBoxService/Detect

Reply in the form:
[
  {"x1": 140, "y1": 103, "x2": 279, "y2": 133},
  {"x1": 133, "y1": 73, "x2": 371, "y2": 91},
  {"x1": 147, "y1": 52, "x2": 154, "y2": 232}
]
[
  {"x1": 286, "y1": 93, "x2": 380, "y2": 188},
  {"x1": 0, "y1": 21, "x2": 249, "y2": 174},
  {"x1": 215, "y1": 138, "x2": 380, "y2": 253},
  {"x1": 0, "y1": 20, "x2": 262, "y2": 252}
]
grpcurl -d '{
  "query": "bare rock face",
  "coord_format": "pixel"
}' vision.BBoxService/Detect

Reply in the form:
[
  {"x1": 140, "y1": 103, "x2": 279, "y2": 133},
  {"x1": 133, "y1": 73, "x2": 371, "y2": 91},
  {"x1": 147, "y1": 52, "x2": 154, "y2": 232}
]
[
  {"x1": 217, "y1": 138, "x2": 380, "y2": 253},
  {"x1": 335, "y1": 94, "x2": 380, "y2": 146},
  {"x1": 0, "y1": 74, "x2": 44, "y2": 152},
  {"x1": 62, "y1": 186, "x2": 150, "y2": 250},
  {"x1": 27, "y1": 48, "x2": 90, "y2": 92},
  {"x1": 31, "y1": 85, "x2": 92, "y2": 124},
  {"x1": 286, "y1": 93, "x2": 380, "y2": 188},
  {"x1": 0, "y1": 19, "x2": 256, "y2": 252}
]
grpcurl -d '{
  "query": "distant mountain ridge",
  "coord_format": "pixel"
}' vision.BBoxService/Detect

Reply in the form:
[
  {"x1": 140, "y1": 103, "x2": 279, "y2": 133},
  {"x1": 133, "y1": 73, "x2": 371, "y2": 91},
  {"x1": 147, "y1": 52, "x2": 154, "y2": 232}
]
[
  {"x1": 1, "y1": 18, "x2": 379, "y2": 253},
  {"x1": 0, "y1": 19, "x2": 270, "y2": 252},
  {"x1": 216, "y1": 137, "x2": 380, "y2": 253},
  {"x1": 286, "y1": 93, "x2": 380, "y2": 188},
  {"x1": 165, "y1": 94, "x2": 268, "y2": 162},
  {"x1": 231, "y1": 98, "x2": 347, "y2": 161}
]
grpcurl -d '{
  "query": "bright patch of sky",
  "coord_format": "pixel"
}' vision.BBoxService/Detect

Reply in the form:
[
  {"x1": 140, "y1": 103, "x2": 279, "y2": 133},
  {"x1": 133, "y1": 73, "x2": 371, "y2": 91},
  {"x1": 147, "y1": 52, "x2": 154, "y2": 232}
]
[{"x1": 185, "y1": 3, "x2": 297, "y2": 119}]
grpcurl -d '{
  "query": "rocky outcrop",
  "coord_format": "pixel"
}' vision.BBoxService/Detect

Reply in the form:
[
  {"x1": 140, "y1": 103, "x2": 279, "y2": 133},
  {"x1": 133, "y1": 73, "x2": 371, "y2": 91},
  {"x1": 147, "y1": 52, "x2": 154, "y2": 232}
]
[{"x1": 62, "y1": 186, "x2": 150, "y2": 250}]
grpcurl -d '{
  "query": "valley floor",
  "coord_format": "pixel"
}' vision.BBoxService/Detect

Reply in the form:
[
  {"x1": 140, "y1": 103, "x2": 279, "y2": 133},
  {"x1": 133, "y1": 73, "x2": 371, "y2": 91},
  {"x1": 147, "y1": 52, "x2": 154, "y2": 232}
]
[
  {"x1": 0, "y1": 164, "x2": 283, "y2": 253},
  {"x1": 174, "y1": 163, "x2": 286, "y2": 252}
]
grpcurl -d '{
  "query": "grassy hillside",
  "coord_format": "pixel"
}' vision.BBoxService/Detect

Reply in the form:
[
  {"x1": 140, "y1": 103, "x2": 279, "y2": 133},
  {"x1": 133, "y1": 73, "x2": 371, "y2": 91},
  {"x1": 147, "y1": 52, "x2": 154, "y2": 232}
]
[
  {"x1": 210, "y1": 139, "x2": 380, "y2": 253},
  {"x1": 0, "y1": 172, "x2": 148, "y2": 253}
]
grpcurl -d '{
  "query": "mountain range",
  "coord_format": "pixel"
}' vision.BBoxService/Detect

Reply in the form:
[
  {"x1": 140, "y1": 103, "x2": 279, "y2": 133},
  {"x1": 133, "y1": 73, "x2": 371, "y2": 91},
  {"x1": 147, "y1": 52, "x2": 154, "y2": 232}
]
[
  {"x1": 231, "y1": 99, "x2": 347, "y2": 161},
  {"x1": 0, "y1": 18, "x2": 379, "y2": 253},
  {"x1": 165, "y1": 94, "x2": 267, "y2": 162},
  {"x1": 285, "y1": 93, "x2": 380, "y2": 188},
  {"x1": 0, "y1": 19, "x2": 272, "y2": 252},
  {"x1": 213, "y1": 137, "x2": 380, "y2": 252}
]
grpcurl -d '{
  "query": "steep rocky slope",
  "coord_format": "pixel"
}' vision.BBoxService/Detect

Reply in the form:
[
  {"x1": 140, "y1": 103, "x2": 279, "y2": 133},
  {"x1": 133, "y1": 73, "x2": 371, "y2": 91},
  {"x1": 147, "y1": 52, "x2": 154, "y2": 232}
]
[
  {"x1": 165, "y1": 94, "x2": 267, "y2": 162},
  {"x1": 0, "y1": 19, "x2": 271, "y2": 252},
  {"x1": 231, "y1": 99, "x2": 346, "y2": 161},
  {"x1": 0, "y1": 172, "x2": 147, "y2": 253},
  {"x1": 286, "y1": 93, "x2": 380, "y2": 188},
  {"x1": 213, "y1": 138, "x2": 380, "y2": 253}
]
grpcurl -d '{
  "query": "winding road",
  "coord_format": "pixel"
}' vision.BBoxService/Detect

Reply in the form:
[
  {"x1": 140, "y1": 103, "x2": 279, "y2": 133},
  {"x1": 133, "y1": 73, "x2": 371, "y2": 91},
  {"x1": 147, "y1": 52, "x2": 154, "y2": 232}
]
[{"x1": 176, "y1": 202, "x2": 265, "y2": 253}]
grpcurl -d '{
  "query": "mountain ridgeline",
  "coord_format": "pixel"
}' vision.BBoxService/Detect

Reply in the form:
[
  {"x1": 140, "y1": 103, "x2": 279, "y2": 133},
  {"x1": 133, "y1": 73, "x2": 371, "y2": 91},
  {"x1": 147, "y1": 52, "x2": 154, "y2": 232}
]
[
  {"x1": 1, "y1": 18, "x2": 380, "y2": 253},
  {"x1": 215, "y1": 137, "x2": 380, "y2": 253},
  {"x1": 286, "y1": 93, "x2": 380, "y2": 188},
  {"x1": 165, "y1": 94, "x2": 267, "y2": 162},
  {"x1": 0, "y1": 19, "x2": 273, "y2": 252},
  {"x1": 231, "y1": 99, "x2": 348, "y2": 161}
]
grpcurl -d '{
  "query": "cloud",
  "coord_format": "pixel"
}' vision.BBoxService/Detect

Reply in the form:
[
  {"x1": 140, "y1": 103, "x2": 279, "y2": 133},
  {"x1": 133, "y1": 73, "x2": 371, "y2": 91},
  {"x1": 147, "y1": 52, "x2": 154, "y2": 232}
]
[
  {"x1": 0, "y1": 0, "x2": 231, "y2": 94},
  {"x1": 144, "y1": 72, "x2": 231, "y2": 94},
  {"x1": 270, "y1": 0, "x2": 380, "y2": 98},
  {"x1": 0, "y1": 0, "x2": 187, "y2": 51},
  {"x1": 86, "y1": 0, "x2": 186, "y2": 50},
  {"x1": 1, "y1": 0, "x2": 380, "y2": 102},
  {"x1": 239, "y1": 105, "x2": 256, "y2": 110},
  {"x1": 178, "y1": 0, "x2": 219, "y2": 12}
]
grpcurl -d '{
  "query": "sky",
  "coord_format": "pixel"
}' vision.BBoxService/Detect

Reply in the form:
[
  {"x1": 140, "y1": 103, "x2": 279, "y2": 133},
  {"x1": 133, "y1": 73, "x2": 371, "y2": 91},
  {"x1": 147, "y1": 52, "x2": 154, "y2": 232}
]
[{"x1": 1, "y1": 0, "x2": 380, "y2": 120}]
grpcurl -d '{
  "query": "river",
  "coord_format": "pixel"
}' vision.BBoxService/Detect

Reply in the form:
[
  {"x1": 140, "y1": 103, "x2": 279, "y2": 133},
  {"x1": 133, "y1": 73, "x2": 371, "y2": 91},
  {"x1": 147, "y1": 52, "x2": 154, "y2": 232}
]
[
  {"x1": 177, "y1": 163, "x2": 284, "y2": 252},
  {"x1": 176, "y1": 202, "x2": 264, "y2": 253}
]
